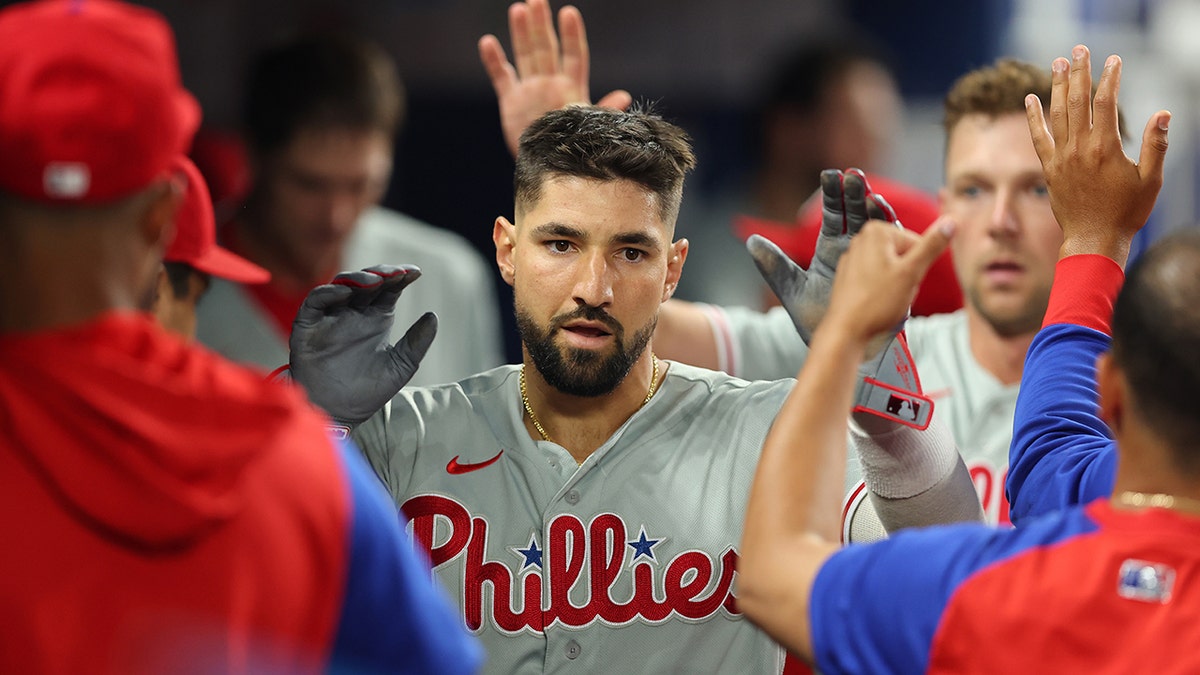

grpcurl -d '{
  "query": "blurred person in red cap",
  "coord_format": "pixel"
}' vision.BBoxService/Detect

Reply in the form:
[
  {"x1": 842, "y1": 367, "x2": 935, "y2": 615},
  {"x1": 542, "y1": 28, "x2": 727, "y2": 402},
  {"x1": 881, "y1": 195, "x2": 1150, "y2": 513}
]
[
  {"x1": 196, "y1": 33, "x2": 502, "y2": 385},
  {"x1": 150, "y1": 156, "x2": 270, "y2": 340},
  {"x1": 0, "y1": 1, "x2": 481, "y2": 673}
]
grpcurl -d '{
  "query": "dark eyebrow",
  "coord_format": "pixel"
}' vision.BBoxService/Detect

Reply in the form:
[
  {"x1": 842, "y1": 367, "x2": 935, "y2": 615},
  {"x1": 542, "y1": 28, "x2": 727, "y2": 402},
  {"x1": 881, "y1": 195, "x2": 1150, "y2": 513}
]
[
  {"x1": 530, "y1": 222, "x2": 587, "y2": 240},
  {"x1": 530, "y1": 222, "x2": 663, "y2": 251},
  {"x1": 612, "y1": 232, "x2": 659, "y2": 250}
]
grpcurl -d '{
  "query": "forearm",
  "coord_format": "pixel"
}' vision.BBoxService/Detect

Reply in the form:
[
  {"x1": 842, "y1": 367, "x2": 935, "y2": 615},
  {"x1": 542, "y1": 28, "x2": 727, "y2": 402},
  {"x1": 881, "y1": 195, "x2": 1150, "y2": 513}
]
[
  {"x1": 654, "y1": 300, "x2": 721, "y2": 370},
  {"x1": 747, "y1": 324, "x2": 862, "y2": 539},
  {"x1": 1007, "y1": 255, "x2": 1122, "y2": 523},
  {"x1": 851, "y1": 414, "x2": 984, "y2": 534},
  {"x1": 1007, "y1": 324, "x2": 1116, "y2": 522},
  {"x1": 739, "y1": 322, "x2": 859, "y2": 657}
]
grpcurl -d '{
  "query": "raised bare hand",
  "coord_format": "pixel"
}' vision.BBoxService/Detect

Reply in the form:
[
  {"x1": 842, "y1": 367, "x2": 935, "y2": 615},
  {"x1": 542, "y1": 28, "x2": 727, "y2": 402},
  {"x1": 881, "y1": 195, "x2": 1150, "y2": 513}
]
[
  {"x1": 1025, "y1": 45, "x2": 1170, "y2": 266},
  {"x1": 479, "y1": 0, "x2": 632, "y2": 157}
]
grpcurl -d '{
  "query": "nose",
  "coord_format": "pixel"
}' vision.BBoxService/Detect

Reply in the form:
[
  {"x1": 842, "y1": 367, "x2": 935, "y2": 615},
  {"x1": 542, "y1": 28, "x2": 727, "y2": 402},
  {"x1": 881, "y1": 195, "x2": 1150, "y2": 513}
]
[
  {"x1": 319, "y1": 188, "x2": 361, "y2": 236},
  {"x1": 988, "y1": 187, "x2": 1019, "y2": 237},
  {"x1": 572, "y1": 250, "x2": 614, "y2": 308}
]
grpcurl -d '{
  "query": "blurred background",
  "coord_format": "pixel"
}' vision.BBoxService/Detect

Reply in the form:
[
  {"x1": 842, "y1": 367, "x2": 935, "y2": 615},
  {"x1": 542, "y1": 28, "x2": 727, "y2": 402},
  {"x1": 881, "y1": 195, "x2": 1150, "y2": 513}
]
[{"x1": 13, "y1": 0, "x2": 1195, "y2": 359}]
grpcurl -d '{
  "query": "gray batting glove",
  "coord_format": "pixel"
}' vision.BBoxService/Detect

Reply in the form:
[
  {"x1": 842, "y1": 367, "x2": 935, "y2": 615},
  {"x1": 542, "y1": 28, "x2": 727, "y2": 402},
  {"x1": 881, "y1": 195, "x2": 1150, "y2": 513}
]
[
  {"x1": 749, "y1": 168, "x2": 931, "y2": 427},
  {"x1": 289, "y1": 264, "x2": 438, "y2": 433},
  {"x1": 748, "y1": 168, "x2": 898, "y2": 345},
  {"x1": 854, "y1": 333, "x2": 933, "y2": 430}
]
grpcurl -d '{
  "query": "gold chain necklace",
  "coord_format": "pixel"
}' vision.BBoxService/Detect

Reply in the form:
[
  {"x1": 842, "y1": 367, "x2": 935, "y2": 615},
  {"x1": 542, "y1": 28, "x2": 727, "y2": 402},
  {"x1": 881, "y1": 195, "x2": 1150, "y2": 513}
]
[
  {"x1": 1116, "y1": 491, "x2": 1200, "y2": 516},
  {"x1": 520, "y1": 354, "x2": 659, "y2": 443}
]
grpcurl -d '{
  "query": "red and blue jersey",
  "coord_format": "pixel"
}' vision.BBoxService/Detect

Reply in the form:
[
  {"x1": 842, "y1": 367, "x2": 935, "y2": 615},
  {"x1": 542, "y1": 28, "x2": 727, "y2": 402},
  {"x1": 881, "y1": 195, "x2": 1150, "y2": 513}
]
[
  {"x1": 809, "y1": 255, "x2": 1200, "y2": 673},
  {"x1": 810, "y1": 500, "x2": 1200, "y2": 674}
]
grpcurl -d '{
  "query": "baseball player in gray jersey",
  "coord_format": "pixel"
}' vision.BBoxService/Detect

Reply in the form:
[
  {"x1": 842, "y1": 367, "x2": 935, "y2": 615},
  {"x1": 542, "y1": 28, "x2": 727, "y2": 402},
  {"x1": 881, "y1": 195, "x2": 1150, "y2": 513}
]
[
  {"x1": 657, "y1": 59, "x2": 1071, "y2": 541},
  {"x1": 288, "y1": 101, "x2": 977, "y2": 673}
]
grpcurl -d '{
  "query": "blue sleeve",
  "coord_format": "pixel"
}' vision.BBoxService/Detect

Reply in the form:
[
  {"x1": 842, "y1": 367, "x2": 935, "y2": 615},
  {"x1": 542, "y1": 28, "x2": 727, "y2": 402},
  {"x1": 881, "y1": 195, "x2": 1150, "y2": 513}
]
[
  {"x1": 810, "y1": 523, "x2": 995, "y2": 674},
  {"x1": 329, "y1": 438, "x2": 483, "y2": 675},
  {"x1": 1005, "y1": 324, "x2": 1117, "y2": 526},
  {"x1": 810, "y1": 512, "x2": 1099, "y2": 675}
]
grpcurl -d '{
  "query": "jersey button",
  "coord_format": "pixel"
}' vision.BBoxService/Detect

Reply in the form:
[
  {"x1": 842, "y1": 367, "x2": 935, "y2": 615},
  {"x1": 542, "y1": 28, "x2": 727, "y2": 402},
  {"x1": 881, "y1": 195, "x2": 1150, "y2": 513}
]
[
  {"x1": 565, "y1": 489, "x2": 580, "y2": 505},
  {"x1": 548, "y1": 458, "x2": 559, "y2": 469},
  {"x1": 565, "y1": 639, "x2": 582, "y2": 660}
]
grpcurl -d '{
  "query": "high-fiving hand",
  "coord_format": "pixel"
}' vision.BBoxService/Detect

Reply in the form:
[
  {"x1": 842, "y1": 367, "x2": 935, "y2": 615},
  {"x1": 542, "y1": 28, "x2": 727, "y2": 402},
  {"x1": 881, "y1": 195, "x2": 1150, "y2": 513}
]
[
  {"x1": 479, "y1": 0, "x2": 632, "y2": 157},
  {"x1": 1025, "y1": 44, "x2": 1170, "y2": 266},
  {"x1": 748, "y1": 168, "x2": 899, "y2": 346},
  {"x1": 289, "y1": 265, "x2": 437, "y2": 431}
]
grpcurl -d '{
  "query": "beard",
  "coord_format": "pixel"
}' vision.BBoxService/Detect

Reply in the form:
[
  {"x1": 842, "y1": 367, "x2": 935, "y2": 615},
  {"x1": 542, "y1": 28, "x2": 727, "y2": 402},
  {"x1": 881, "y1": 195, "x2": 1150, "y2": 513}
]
[
  {"x1": 516, "y1": 303, "x2": 655, "y2": 397},
  {"x1": 966, "y1": 281, "x2": 1051, "y2": 338}
]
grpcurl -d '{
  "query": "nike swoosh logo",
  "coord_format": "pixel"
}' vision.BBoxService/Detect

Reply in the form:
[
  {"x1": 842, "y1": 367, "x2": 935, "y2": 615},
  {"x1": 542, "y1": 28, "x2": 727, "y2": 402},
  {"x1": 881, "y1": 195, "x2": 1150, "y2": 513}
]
[
  {"x1": 926, "y1": 388, "x2": 953, "y2": 400},
  {"x1": 446, "y1": 450, "x2": 505, "y2": 475}
]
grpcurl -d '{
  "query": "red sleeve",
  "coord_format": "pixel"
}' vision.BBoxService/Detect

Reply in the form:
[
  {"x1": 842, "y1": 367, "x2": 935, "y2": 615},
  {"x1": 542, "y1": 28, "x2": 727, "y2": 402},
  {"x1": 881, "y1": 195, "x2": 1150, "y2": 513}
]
[{"x1": 1043, "y1": 255, "x2": 1125, "y2": 335}]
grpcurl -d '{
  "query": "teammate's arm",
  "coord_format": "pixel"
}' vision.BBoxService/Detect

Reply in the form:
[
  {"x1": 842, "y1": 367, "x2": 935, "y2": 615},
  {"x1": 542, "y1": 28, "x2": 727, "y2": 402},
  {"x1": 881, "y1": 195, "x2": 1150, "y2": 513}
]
[
  {"x1": 654, "y1": 300, "x2": 722, "y2": 371},
  {"x1": 739, "y1": 219, "x2": 953, "y2": 660},
  {"x1": 1008, "y1": 45, "x2": 1170, "y2": 521},
  {"x1": 479, "y1": 0, "x2": 632, "y2": 158},
  {"x1": 752, "y1": 171, "x2": 982, "y2": 538}
]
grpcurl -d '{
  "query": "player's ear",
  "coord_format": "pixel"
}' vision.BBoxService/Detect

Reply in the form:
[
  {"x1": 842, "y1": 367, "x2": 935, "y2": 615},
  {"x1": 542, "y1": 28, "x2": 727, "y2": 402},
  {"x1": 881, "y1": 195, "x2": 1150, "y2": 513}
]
[
  {"x1": 663, "y1": 238, "x2": 688, "y2": 302},
  {"x1": 140, "y1": 176, "x2": 182, "y2": 251},
  {"x1": 1096, "y1": 351, "x2": 1124, "y2": 433},
  {"x1": 494, "y1": 216, "x2": 517, "y2": 287}
]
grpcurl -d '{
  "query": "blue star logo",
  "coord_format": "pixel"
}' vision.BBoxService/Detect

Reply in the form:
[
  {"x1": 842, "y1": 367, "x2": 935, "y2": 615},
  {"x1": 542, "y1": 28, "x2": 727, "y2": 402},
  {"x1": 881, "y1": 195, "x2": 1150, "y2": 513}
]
[
  {"x1": 511, "y1": 534, "x2": 542, "y2": 570},
  {"x1": 627, "y1": 527, "x2": 662, "y2": 562}
]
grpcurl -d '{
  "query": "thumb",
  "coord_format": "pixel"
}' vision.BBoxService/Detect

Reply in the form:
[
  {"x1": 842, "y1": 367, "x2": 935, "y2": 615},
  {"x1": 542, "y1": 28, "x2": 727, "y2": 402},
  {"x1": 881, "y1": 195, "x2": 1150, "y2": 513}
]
[
  {"x1": 747, "y1": 234, "x2": 807, "y2": 302},
  {"x1": 903, "y1": 217, "x2": 956, "y2": 282},
  {"x1": 1138, "y1": 110, "x2": 1170, "y2": 184},
  {"x1": 392, "y1": 312, "x2": 439, "y2": 368},
  {"x1": 596, "y1": 89, "x2": 633, "y2": 111}
]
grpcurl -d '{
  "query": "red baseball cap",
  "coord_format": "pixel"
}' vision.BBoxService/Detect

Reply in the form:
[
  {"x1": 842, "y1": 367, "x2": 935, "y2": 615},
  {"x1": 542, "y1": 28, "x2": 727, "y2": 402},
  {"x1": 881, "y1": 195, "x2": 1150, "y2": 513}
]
[
  {"x1": 735, "y1": 173, "x2": 963, "y2": 317},
  {"x1": 166, "y1": 156, "x2": 270, "y2": 284},
  {"x1": 0, "y1": 0, "x2": 201, "y2": 204}
]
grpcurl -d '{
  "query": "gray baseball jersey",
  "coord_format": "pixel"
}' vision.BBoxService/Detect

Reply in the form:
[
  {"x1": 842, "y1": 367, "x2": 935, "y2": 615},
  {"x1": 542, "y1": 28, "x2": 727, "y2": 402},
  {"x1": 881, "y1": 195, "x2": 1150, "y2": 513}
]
[
  {"x1": 711, "y1": 306, "x2": 1018, "y2": 537},
  {"x1": 352, "y1": 361, "x2": 791, "y2": 674},
  {"x1": 197, "y1": 206, "x2": 503, "y2": 386}
]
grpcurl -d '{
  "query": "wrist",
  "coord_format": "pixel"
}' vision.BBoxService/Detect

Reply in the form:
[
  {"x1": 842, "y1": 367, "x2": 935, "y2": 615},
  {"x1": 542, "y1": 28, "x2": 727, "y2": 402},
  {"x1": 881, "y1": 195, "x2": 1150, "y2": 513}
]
[
  {"x1": 1059, "y1": 233, "x2": 1132, "y2": 268},
  {"x1": 810, "y1": 317, "x2": 872, "y2": 359}
]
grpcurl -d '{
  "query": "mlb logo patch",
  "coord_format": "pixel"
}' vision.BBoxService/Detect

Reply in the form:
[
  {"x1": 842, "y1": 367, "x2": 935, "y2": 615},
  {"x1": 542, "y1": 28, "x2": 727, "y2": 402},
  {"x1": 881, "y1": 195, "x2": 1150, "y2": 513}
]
[
  {"x1": 44, "y1": 162, "x2": 91, "y2": 199},
  {"x1": 1117, "y1": 559, "x2": 1174, "y2": 604}
]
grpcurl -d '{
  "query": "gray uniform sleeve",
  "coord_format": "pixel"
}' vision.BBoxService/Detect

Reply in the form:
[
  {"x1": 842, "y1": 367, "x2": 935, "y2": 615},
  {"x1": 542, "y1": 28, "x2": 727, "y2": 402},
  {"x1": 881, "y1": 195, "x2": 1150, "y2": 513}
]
[{"x1": 714, "y1": 305, "x2": 810, "y2": 380}]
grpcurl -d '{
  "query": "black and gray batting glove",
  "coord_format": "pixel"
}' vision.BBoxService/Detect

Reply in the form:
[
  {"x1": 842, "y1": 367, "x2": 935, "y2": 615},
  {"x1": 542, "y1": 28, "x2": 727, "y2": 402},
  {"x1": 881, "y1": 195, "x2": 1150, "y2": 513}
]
[
  {"x1": 749, "y1": 168, "x2": 932, "y2": 428},
  {"x1": 748, "y1": 168, "x2": 896, "y2": 342},
  {"x1": 289, "y1": 264, "x2": 437, "y2": 435}
]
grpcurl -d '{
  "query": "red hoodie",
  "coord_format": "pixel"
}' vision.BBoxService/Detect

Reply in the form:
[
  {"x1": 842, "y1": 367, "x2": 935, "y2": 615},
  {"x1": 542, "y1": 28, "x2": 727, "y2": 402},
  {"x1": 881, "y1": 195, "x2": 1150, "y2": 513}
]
[{"x1": 0, "y1": 312, "x2": 346, "y2": 673}]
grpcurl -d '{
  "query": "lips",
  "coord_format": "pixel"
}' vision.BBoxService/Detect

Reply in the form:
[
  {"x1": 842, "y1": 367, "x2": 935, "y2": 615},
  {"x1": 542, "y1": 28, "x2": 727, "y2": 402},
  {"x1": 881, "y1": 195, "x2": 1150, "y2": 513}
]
[
  {"x1": 982, "y1": 259, "x2": 1025, "y2": 286},
  {"x1": 562, "y1": 323, "x2": 612, "y2": 339}
]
